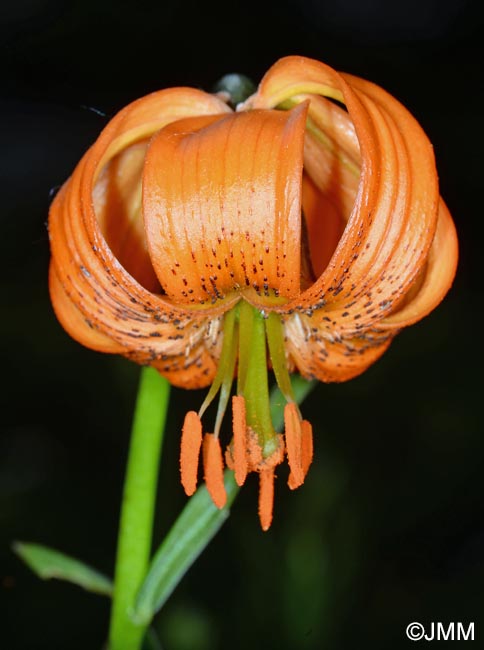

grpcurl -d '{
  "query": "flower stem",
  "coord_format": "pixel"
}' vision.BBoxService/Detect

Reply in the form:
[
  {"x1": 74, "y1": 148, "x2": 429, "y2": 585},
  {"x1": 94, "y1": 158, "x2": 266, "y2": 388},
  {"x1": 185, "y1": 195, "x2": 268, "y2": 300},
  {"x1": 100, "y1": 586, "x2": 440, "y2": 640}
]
[{"x1": 108, "y1": 367, "x2": 170, "y2": 650}]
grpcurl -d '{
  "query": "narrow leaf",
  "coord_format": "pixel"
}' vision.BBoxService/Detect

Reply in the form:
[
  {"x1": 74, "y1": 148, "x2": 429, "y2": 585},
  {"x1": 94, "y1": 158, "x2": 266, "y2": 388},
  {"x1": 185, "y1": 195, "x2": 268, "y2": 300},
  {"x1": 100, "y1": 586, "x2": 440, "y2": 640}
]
[
  {"x1": 13, "y1": 541, "x2": 113, "y2": 597},
  {"x1": 133, "y1": 471, "x2": 239, "y2": 625}
]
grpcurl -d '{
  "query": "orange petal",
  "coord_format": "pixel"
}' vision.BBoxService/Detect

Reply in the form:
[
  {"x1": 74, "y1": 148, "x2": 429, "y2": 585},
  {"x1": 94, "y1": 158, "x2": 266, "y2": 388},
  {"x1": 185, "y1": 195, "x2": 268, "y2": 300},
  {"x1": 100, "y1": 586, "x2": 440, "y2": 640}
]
[
  {"x1": 231, "y1": 395, "x2": 248, "y2": 486},
  {"x1": 252, "y1": 56, "x2": 455, "y2": 342},
  {"x1": 94, "y1": 87, "x2": 232, "y2": 171},
  {"x1": 301, "y1": 92, "x2": 361, "y2": 233},
  {"x1": 142, "y1": 103, "x2": 308, "y2": 305},
  {"x1": 258, "y1": 468, "x2": 275, "y2": 531},
  {"x1": 202, "y1": 433, "x2": 227, "y2": 509},
  {"x1": 150, "y1": 342, "x2": 219, "y2": 390},
  {"x1": 49, "y1": 262, "x2": 124, "y2": 353},
  {"x1": 376, "y1": 199, "x2": 458, "y2": 329},
  {"x1": 246, "y1": 55, "x2": 346, "y2": 110},
  {"x1": 48, "y1": 88, "x2": 232, "y2": 382},
  {"x1": 93, "y1": 141, "x2": 160, "y2": 292},
  {"x1": 302, "y1": 174, "x2": 346, "y2": 278},
  {"x1": 180, "y1": 411, "x2": 202, "y2": 496},
  {"x1": 283, "y1": 311, "x2": 393, "y2": 383},
  {"x1": 299, "y1": 73, "x2": 438, "y2": 329}
]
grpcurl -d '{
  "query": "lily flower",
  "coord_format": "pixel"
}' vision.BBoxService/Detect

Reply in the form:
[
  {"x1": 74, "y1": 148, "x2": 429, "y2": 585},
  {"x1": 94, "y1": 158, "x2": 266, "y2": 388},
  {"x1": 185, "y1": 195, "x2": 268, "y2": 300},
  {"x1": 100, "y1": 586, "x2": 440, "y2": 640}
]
[{"x1": 48, "y1": 56, "x2": 458, "y2": 529}]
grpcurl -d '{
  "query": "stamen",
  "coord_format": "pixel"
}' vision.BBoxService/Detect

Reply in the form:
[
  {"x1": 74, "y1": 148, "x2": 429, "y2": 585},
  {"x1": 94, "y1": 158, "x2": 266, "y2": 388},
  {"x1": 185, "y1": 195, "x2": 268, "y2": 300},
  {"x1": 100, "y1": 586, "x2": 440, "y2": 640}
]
[
  {"x1": 202, "y1": 433, "x2": 227, "y2": 508},
  {"x1": 288, "y1": 420, "x2": 313, "y2": 489},
  {"x1": 199, "y1": 309, "x2": 237, "y2": 420},
  {"x1": 265, "y1": 311, "x2": 295, "y2": 403},
  {"x1": 188, "y1": 306, "x2": 237, "y2": 507},
  {"x1": 301, "y1": 420, "x2": 314, "y2": 477},
  {"x1": 213, "y1": 318, "x2": 238, "y2": 437},
  {"x1": 258, "y1": 467, "x2": 275, "y2": 531},
  {"x1": 185, "y1": 301, "x2": 312, "y2": 528},
  {"x1": 180, "y1": 411, "x2": 203, "y2": 496},
  {"x1": 284, "y1": 402, "x2": 304, "y2": 488},
  {"x1": 232, "y1": 395, "x2": 248, "y2": 486}
]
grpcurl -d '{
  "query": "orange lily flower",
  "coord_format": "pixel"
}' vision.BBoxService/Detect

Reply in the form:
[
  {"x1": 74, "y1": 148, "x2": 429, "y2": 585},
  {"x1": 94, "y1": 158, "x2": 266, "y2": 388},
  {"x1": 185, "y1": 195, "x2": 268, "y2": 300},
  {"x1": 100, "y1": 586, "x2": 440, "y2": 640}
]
[{"x1": 48, "y1": 56, "x2": 458, "y2": 529}]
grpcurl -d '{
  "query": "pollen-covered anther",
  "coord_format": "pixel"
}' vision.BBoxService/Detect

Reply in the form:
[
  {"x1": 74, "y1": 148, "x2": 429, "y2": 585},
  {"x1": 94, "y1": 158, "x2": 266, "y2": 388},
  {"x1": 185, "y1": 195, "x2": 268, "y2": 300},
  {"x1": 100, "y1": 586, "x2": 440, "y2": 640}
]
[
  {"x1": 259, "y1": 468, "x2": 275, "y2": 531},
  {"x1": 225, "y1": 418, "x2": 286, "y2": 529},
  {"x1": 231, "y1": 395, "x2": 248, "y2": 486},
  {"x1": 202, "y1": 433, "x2": 227, "y2": 508},
  {"x1": 288, "y1": 419, "x2": 313, "y2": 490},
  {"x1": 248, "y1": 429, "x2": 285, "y2": 530},
  {"x1": 180, "y1": 411, "x2": 202, "y2": 496},
  {"x1": 284, "y1": 402, "x2": 304, "y2": 487}
]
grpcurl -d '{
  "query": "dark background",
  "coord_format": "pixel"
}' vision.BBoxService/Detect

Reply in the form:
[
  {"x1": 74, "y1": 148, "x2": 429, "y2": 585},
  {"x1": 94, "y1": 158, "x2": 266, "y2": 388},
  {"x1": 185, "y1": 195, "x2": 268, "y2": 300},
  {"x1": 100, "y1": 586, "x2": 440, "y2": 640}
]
[{"x1": 1, "y1": 0, "x2": 483, "y2": 648}]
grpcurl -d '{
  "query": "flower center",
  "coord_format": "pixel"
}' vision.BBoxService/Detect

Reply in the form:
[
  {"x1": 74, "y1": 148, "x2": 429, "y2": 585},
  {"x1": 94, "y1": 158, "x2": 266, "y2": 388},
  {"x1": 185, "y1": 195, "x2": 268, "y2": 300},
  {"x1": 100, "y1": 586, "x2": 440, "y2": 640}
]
[{"x1": 180, "y1": 299, "x2": 313, "y2": 530}]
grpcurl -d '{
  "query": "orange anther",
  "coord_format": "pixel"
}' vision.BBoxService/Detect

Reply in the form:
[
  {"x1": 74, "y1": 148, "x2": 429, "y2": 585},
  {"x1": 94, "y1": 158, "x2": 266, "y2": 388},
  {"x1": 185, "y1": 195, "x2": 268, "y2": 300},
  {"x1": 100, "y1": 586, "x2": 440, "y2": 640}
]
[
  {"x1": 232, "y1": 395, "x2": 248, "y2": 485},
  {"x1": 301, "y1": 420, "x2": 313, "y2": 477},
  {"x1": 180, "y1": 411, "x2": 202, "y2": 496},
  {"x1": 288, "y1": 419, "x2": 313, "y2": 490},
  {"x1": 258, "y1": 467, "x2": 275, "y2": 531},
  {"x1": 284, "y1": 402, "x2": 304, "y2": 488},
  {"x1": 203, "y1": 433, "x2": 227, "y2": 509}
]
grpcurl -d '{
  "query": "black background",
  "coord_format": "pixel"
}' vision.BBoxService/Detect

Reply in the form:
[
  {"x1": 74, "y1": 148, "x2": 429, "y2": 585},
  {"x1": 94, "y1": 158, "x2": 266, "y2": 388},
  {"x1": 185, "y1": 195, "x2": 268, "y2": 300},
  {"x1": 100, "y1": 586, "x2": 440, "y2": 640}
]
[{"x1": 1, "y1": 0, "x2": 483, "y2": 648}]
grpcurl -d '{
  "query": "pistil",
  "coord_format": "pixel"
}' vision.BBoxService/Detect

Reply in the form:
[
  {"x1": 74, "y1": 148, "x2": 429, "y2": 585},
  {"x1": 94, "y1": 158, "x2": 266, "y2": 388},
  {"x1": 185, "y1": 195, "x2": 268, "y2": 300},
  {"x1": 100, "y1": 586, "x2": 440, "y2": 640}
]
[{"x1": 237, "y1": 301, "x2": 278, "y2": 456}]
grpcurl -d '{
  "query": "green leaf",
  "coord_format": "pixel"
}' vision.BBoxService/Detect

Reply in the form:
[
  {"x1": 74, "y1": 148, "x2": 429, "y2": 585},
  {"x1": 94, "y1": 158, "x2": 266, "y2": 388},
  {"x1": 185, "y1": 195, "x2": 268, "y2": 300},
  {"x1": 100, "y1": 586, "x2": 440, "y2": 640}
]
[
  {"x1": 12, "y1": 541, "x2": 113, "y2": 597},
  {"x1": 133, "y1": 471, "x2": 239, "y2": 625}
]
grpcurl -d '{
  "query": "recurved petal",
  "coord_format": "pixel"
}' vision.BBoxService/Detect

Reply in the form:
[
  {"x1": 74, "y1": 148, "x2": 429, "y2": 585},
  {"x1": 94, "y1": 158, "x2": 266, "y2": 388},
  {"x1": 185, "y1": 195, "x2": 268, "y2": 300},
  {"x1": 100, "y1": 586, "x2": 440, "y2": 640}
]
[
  {"x1": 93, "y1": 140, "x2": 160, "y2": 293},
  {"x1": 50, "y1": 233, "x2": 221, "y2": 388},
  {"x1": 250, "y1": 56, "x2": 454, "y2": 338},
  {"x1": 302, "y1": 174, "x2": 346, "y2": 279},
  {"x1": 142, "y1": 103, "x2": 308, "y2": 304},
  {"x1": 94, "y1": 87, "x2": 232, "y2": 172},
  {"x1": 49, "y1": 262, "x2": 124, "y2": 353},
  {"x1": 49, "y1": 88, "x2": 232, "y2": 385},
  {"x1": 148, "y1": 331, "x2": 221, "y2": 389},
  {"x1": 376, "y1": 199, "x2": 458, "y2": 330},
  {"x1": 283, "y1": 312, "x2": 392, "y2": 382},
  {"x1": 242, "y1": 55, "x2": 346, "y2": 109},
  {"x1": 302, "y1": 95, "x2": 361, "y2": 226},
  {"x1": 314, "y1": 70, "x2": 440, "y2": 326}
]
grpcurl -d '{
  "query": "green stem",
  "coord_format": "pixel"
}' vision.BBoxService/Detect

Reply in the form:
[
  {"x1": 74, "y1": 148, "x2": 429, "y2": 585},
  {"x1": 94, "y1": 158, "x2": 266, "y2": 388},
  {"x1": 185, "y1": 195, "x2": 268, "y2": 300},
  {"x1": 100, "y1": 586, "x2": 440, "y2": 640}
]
[{"x1": 108, "y1": 367, "x2": 170, "y2": 650}]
